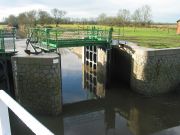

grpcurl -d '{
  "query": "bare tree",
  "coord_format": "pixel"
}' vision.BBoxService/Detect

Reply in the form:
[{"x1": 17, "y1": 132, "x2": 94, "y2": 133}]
[
  {"x1": 132, "y1": 5, "x2": 152, "y2": 26},
  {"x1": 26, "y1": 10, "x2": 37, "y2": 27},
  {"x1": 141, "y1": 5, "x2": 152, "y2": 25},
  {"x1": 97, "y1": 13, "x2": 107, "y2": 25},
  {"x1": 132, "y1": 8, "x2": 141, "y2": 31},
  {"x1": 18, "y1": 13, "x2": 27, "y2": 25},
  {"x1": 51, "y1": 8, "x2": 66, "y2": 27},
  {"x1": 117, "y1": 9, "x2": 131, "y2": 25},
  {"x1": 132, "y1": 5, "x2": 152, "y2": 30},
  {"x1": 6, "y1": 15, "x2": 18, "y2": 27},
  {"x1": 38, "y1": 10, "x2": 51, "y2": 26},
  {"x1": 117, "y1": 9, "x2": 130, "y2": 36}
]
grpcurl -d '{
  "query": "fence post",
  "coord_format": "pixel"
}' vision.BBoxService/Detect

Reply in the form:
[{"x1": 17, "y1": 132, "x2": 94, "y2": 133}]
[
  {"x1": 0, "y1": 99, "x2": 11, "y2": 135},
  {"x1": 12, "y1": 28, "x2": 16, "y2": 52}
]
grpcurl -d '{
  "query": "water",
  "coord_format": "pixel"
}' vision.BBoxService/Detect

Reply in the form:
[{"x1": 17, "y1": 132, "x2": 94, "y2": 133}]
[
  {"x1": 6, "y1": 47, "x2": 180, "y2": 135},
  {"x1": 61, "y1": 49, "x2": 88, "y2": 103}
]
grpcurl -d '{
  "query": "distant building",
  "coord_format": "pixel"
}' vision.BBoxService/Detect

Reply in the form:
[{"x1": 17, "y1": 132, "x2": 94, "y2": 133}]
[{"x1": 177, "y1": 19, "x2": 180, "y2": 34}]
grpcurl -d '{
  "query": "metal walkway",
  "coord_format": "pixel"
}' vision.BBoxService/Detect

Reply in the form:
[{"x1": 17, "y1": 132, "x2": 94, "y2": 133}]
[{"x1": 25, "y1": 26, "x2": 113, "y2": 54}]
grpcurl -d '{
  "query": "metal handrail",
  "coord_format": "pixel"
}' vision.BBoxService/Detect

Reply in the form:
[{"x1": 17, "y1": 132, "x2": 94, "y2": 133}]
[
  {"x1": 0, "y1": 90, "x2": 54, "y2": 135},
  {"x1": 0, "y1": 28, "x2": 16, "y2": 53}
]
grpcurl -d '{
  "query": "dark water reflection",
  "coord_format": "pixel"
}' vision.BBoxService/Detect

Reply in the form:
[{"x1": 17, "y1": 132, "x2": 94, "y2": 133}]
[
  {"x1": 9, "y1": 48, "x2": 180, "y2": 135},
  {"x1": 61, "y1": 49, "x2": 88, "y2": 103}
]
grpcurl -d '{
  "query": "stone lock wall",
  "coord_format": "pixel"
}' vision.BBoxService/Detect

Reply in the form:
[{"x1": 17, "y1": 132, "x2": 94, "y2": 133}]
[
  {"x1": 11, "y1": 54, "x2": 62, "y2": 115},
  {"x1": 115, "y1": 43, "x2": 180, "y2": 95},
  {"x1": 131, "y1": 48, "x2": 180, "y2": 95}
]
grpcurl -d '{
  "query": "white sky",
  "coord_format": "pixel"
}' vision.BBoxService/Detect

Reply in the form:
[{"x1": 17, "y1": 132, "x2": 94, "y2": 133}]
[{"x1": 0, "y1": 0, "x2": 179, "y2": 23}]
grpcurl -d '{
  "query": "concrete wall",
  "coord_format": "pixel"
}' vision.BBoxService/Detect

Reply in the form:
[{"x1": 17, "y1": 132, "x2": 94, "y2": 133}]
[
  {"x1": 11, "y1": 54, "x2": 62, "y2": 115},
  {"x1": 114, "y1": 44, "x2": 180, "y2": 95}
]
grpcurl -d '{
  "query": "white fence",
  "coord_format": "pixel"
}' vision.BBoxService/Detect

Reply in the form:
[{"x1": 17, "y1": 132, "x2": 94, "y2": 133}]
[{"x1": 0, "y1": 90, "x2": 54, "y2": 135}]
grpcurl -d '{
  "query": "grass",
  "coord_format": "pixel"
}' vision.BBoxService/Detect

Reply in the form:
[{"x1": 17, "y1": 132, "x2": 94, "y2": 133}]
[
  {"x1": 58, "y1": 24, "x2": 180, "y2": 49},
  {"x1": 0, "y1": 25, "x2": 7, "y2": 29},
  {"x1": 1, "y1": 24, "x2": 180, "y2": 48},
  {"x1": 113, "y1": 26, "x2": 180, "y2": 49}
]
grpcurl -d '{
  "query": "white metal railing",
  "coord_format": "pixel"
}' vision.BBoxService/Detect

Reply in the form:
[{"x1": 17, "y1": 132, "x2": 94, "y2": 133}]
[{"x1": 0, "y1": 90, "x2": 54, "y2": 135}]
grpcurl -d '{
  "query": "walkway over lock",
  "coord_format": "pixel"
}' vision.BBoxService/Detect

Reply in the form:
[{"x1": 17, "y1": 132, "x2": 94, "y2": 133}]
[{"x1": 26, "y1": 26, "x2": 113, "y2": 53}]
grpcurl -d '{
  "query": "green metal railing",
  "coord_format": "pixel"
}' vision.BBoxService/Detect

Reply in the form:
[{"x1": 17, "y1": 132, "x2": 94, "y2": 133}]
[
  {"x1": 26, "y1": 26, "x2": 113, "y2": 52},
  {"x1": 0, "y1": 28, "x2": 16, "y2": 53}
]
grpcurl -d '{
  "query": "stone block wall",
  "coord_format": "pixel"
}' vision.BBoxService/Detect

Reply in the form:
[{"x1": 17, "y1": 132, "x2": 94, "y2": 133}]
[
  {"x1": 11, "y1": 54, "x2": 62, "y2": 115},
  {"x1": 131, "y1": 47, "x2": 180, "y2": 95},
  {"x1": 115, "y1": 44, "x2": 180, "y2": 95}
]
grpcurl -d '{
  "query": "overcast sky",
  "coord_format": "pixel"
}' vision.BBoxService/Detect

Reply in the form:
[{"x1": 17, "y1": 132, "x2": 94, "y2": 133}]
[{"x1": 0, "y1": 0, "x2": 179, "y2": 23}]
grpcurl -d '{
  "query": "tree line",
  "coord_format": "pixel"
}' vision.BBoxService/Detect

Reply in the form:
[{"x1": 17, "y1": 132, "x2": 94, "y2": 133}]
[
  {"x1": 4, "y1": 9, "x2": 67, "y2": 28},
  {"x1": 4, "y1": 5, "x2": 152, "y2": 28}
]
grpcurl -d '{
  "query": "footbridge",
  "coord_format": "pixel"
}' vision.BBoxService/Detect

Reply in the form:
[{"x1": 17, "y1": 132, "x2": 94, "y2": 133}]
[{"x1": 25, "y1": 26, "x2": 113, "y2": 54}]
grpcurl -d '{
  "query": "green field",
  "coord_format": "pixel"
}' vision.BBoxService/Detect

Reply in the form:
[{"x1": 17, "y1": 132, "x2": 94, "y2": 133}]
[
  {"x1": 1, "y1": 24, "x2": 180, "y2": 49},
  {"x1": 58, "y1": 24, "x2": 180, "y2": 49},
  {"x1": 0, "y1": 25, "x2": 7, "y2": 29},
  {"x1": 113, "y1": 26, "x2": 180, "y2": 49}
]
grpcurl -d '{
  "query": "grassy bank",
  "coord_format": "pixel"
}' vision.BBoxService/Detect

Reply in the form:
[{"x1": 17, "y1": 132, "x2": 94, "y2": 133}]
[
  {"x1": 59, "y1": 24, "x2": 180, "y2": 49},
  {"x1": 114, "y1": 26, "x2": 180, "y2": 49}
]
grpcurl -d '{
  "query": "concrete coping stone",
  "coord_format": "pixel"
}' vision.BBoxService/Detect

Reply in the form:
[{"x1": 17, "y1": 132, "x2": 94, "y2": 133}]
[
  {"x1": 11, "y1": 53, "x2": 60, "y2": 65},
  {"x1": 119, "y1": 42, "x2": 180, "y2": 57},
  {"x1": 12, "y1": 53, "x2": 59, "y2": 59}
]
